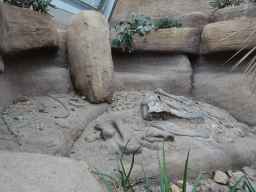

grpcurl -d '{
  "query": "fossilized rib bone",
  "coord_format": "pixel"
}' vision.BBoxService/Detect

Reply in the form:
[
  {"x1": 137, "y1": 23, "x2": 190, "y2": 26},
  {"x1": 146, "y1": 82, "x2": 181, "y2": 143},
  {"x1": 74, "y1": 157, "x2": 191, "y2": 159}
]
[
  {"x1": 150, "y1": 121, "x2": 211, "y2": 139},
  {"x1": 146, "y1": 128, "x2": 175, "y2": 141},
  {"x1": 111, "y1": 116, "x2": 142, "y2": 154},
  {"x1": 94, "y1": 123, "x2": 116, "y2": 140}
]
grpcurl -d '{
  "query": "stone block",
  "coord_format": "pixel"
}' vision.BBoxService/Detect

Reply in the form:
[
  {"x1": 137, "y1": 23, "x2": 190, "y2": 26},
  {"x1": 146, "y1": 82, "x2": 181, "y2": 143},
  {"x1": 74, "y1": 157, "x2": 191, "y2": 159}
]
[{"x1": 0, "y1": 2, "x2": 58, "y2": 55}]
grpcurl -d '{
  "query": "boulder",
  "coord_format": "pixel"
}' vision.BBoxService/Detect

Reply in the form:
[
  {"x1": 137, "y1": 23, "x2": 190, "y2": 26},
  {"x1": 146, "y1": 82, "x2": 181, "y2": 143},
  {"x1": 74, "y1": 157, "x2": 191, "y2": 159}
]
[
  {"x1": 110, "y1": 27, "x2": 201, "y2": 54},
  {"x1": 67, "y1": 10, "x2": 114, "y2": 104},
  {"x1": 200, "y1": 17, "x2": 256, "y2": 54},
  {"x1": 176, "y1": 12, "x2": 210, "y2": 28},
  {"x1": 113, "y1": 52, "x2": 193, "y2": 96},
  {"x1": 0, "y1": 94, "x2": 109, "y2": 156},
  {"x1": 193, "y1": 54, "x2": 256, "y2": 126},
  {"x1": 0, "y1": 151, "x2": 104, "y2": 192},
  {"x1": 110, "y1": 0, "x2": 212, "y2": 27},
  {"x1": 0, "y1": 3, "x2": 58, "y2": 55},
  {"x1": 210, "y1": 3, "x2": 256, "y2": 23}
]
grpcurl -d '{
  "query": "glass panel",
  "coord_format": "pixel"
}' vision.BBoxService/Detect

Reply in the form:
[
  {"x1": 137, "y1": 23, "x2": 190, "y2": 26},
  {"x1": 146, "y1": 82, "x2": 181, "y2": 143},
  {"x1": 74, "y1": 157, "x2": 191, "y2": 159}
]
[{"x1": 79, "y1": 0, "x2": 102, "y2": 9}]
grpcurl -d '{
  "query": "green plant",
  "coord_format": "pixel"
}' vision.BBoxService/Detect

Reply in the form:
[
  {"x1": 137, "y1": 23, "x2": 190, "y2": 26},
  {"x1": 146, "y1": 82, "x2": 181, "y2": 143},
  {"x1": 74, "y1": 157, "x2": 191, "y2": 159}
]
[
  {"x1": 111, "y1": 14, "x2": 155, "y2": 52},
  {"x1": 209, "y1": 0, "x2": 234, "y2": 12},
  {"x1": 3, "y1": 0, "x2": 57, "y2": 16},
  {"x1": 154, "y1": 18, "x2": 182, "y2": 29},
  {"x1": 248, "y1": 0, "x2": 256, "y2": 2},
  {"x1": 92, "y1": 139, "x2": 149, "y2": 192},
  {"x1": 157, "y1": 142, "x2": 203, "y2": 192}
]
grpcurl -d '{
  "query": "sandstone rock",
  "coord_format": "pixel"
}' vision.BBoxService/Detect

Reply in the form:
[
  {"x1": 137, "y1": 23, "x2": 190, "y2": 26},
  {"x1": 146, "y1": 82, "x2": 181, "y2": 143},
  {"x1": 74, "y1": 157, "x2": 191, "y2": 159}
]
[
  {"x1": 111, "y1": 28, "x2": 201, "y2": 54},
  {"x1": 214, "y1": 170, "x2": 229, "y2": 184},
  {"x1": 171, "y1": 184, "x2": 180, "y2": 192},
  {"x1": 242, "y1": 166, "x2": 256, "y2": 181},
  {"x1": 0, "y1": 151, "x2": 104, "y2": 192},
  {"x1": 200, "y1": 17, "x2": 256, "y2": 54},
  {"x1": 0, "y1": 94, "x2": 109, "y2": 156},
  {"x1": 228, "y1": 171, "x2": 245, "y2": 189},
  {"x1": 0, "y1": 3, "x2": 58, "y2": 55},
  {"x1": 110, "y1": 0, "x2": 212, "y2": 27},
  {"x1": 113, "y1": 52, "x2": 192, "y2": 96},
  {"x1": 220, "y1": 185, "x2": 230, "y2": 192},
  {"x1": 176, "y1": 180, "x2": 188, "y2": 188},
  {"x1": 0, "y1": 55, "x2": 3, "y2": 74},
  {"x1": 210, "y1": 3, "x2": 256, "y2": 23},
  {"x1": 68, "y1": 10, "x2": 114, "y2": 103},
  {"x1": 176, "y1": 12, "x2": 210, "y2": 28}
]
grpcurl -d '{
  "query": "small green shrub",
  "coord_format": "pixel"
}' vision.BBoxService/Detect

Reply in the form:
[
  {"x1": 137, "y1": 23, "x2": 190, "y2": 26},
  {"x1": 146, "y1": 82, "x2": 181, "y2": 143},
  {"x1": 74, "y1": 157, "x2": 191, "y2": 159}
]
[
  {"x1": 3, "y1": 0, "x2": 57, "y2": 16},
  {"x1": 209, "y1": 0, "x2": 234, "y2": 13},
  {"x1": 111, "y1": 14, "x2": 155, "y2": 52},
  {"x1": 154, "y1": 18, "x2": 182, "y2": 29}
]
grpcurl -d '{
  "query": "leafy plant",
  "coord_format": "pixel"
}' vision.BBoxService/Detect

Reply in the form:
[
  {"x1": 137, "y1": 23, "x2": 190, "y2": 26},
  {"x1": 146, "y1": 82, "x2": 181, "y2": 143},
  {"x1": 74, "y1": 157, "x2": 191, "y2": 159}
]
[
  {"x1": 3, "y1": 0, "x2": 57, "y2": 16},
  {"x1": 154, "y1": 18, "x2": 182, "y2": 29},
  {"x1": 248, "y1": 0, "x2": 256, "y2": 2},
  {"x1": 111, "y1": 14, "x2": 155, "y2": 52}
]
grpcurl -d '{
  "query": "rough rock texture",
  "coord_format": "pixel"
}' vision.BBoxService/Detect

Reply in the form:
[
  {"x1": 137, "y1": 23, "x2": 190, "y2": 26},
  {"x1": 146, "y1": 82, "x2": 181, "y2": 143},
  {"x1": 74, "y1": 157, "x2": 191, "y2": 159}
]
[
  {"x1": 113, "y1": 52, "x2": 192, "y2": 97},
  {"x1": 176, "y1": 12, "x2": 210, "y2": 28},
  {"x1": 214, "y1": 170, "x2": 229, "y2": 184},
  {"x1": 109, "y1": 0, "x2": 212, "y2": 27},
  {"x1": 200, "y1": 17, "x2": 256, "y2": 54},
  {"x1": 0, "y1": 55, "x2": 3, "y2": 74},
  {"x1": 210, "y1": 3, "x2": 256, "y2": 23},
  {"x1": 67, "y1": 10, "x2": 114, "y2": 104},
  {"x1": 0, "y1": 94, "x2": 109, "y2": 156},
  {"x1": 0, "y1": 3, "x2": 58, "y2": 55},
  {"x1": 193, "y1": 53, "x2": 256, "y2": 126},
  {"x1": 0, "y1": 29, "x2": 72, "y2": 114},
  {"x1": 111, "y1": 28, "x2": 201, "y2": 54},
  {"x1": 0, "y1": 151, "x2": 104, "y2": 192},
  {"x1": 71, "y1": 90, "x2": 256, "y2": 184}
]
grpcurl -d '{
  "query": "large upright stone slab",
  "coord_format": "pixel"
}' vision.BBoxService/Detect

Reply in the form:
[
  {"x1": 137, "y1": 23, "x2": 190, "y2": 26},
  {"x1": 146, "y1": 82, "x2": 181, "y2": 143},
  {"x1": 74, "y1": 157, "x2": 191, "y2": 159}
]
[
  {"x1": 68, "y1": 10, "x2": 114, "y2": 104},
  {"x1": 0, "y1": 3, "x2": 58, "y2": 55}
]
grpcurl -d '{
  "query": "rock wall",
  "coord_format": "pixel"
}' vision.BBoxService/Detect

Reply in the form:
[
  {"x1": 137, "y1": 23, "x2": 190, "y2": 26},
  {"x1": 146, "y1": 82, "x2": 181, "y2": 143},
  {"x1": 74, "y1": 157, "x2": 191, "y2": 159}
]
[
  {"x1": 0, "y1": 25, "x2": 72, "y2": 113},
  {"x1": 109, "y1": 0, "x2": 213, "y2": 27}
]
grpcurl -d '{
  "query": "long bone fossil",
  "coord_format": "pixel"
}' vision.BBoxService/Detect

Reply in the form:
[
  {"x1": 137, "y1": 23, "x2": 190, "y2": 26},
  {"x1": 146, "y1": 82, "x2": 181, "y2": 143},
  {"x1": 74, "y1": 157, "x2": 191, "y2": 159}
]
[
  {"x1": 110, "y1": 116, "x2": 142, "y2": 154},
  {"x1": 94, "y1": 123, "x2": 116, "y2": 140}
]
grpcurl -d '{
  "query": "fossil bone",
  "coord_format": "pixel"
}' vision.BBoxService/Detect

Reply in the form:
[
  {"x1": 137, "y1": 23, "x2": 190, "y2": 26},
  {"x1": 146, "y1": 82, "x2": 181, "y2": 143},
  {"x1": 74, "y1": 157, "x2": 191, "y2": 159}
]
[
  {"x1": 111, "y1": 116, "x2": 142, "y2": 154},
  {"x1": 146, "y1": 128, "x2": 175, "y2": 141},
  {"x1": 94, "y1": 123, "x2": 116, "y2": 140}
]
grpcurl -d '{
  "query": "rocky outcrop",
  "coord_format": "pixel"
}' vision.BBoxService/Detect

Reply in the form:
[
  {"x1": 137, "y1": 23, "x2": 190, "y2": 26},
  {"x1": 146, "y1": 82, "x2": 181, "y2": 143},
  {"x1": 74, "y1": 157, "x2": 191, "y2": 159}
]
[
  {"x1": 200, "y1": 17, "x2": 256, "y2": 54},
  {"x1": 0, "y1": 28, "x2": 72, "y2": 113},
  {"x1": 0, "y1": 94, "x2": 109, "y2": 156},
  {"x1": 71, "y1": 90, "x2": 256, "y2": 183},
  {"x1": 113, "y1": 52, "x2": 193, "y2": 96},
  {"x1": 0, "y1": 151, "x2": 104, "y2": 192},
  {"x1": 176, "y1": 12, "x2": 210, "y2": 28},
  {"x1": 210, "y1": 3, "x2": 256, "y2": 23},
  {"x1": 68, "y1": 10, "x2": 114, "y2": 104},
  {"x1": 0, "y1": 3, "x2": 58, "y2": 55},
  {"x1": 111, "y1": 28, "x2": 201, "y2": 54}
]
